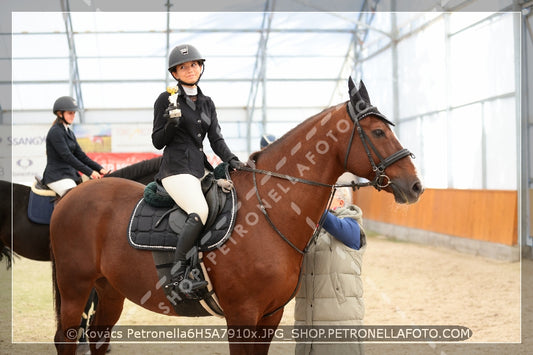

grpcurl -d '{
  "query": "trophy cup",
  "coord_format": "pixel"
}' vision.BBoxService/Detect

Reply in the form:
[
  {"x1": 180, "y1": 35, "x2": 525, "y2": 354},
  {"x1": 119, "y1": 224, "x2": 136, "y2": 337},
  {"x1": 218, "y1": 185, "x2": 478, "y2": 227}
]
[{"x1": 166, "y1": 86, "x2": 182, "y2": 119}]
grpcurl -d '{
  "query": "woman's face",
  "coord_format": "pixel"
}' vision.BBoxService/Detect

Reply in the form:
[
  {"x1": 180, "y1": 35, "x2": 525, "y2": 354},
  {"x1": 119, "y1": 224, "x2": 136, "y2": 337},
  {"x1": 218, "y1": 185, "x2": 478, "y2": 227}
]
[
  {"x1": 60, "y1": 111, "x2": 76, "y2": 124},
  {"x1": 330, "y1": 197, "x2": 345, "y2": 210},
  {"x1": 172, "y1": 60, "x2": 202, "y2": 86}
]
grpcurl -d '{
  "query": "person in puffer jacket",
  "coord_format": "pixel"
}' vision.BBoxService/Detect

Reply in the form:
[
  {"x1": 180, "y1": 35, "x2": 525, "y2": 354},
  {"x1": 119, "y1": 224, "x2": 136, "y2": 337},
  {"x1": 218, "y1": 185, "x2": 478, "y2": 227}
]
[{"x1": 294, "y1": 173, "x2": 366, "y2": 355}]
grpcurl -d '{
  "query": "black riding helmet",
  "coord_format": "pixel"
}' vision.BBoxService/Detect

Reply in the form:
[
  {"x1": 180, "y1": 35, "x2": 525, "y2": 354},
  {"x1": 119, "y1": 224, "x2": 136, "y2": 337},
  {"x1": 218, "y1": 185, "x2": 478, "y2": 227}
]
[
  {"x1": 53, "y1": 96, "x2": 79, "y2": 115},
  {"x1": 168, "y1": 44, "x2": 205, "y2": 85}
]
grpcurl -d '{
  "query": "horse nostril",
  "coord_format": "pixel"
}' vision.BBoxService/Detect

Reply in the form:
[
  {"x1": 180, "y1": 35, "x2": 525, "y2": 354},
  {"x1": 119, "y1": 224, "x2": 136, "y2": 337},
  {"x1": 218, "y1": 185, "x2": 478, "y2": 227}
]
[{"x1": 412, "y1": 181, "x2": 423, "y2": 195}]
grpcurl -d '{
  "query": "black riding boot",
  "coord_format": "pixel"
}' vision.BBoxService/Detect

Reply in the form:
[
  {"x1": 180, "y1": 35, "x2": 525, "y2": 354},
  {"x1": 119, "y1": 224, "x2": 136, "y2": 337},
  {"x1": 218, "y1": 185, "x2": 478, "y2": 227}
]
[{"x1": 166, "y1": 213, "x2": 207, "y2": 293}]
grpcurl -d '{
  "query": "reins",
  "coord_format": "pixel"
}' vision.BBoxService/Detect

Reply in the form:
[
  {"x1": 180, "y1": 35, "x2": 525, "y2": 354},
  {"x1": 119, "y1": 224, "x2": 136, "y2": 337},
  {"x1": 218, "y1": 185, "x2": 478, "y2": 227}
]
[
  {"x1": 237, "y1": 165, "x2": 374, "y2": 190},
  {"x1": 238, "y1": 164, "x2": 362, "y2": 255}
]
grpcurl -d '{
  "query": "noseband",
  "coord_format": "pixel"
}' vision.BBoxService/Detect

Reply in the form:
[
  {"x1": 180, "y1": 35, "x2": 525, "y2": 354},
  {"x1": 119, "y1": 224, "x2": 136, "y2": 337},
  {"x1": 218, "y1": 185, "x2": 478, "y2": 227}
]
[{"x1": 345, "y1": 101, "x2": 414, "y2": 190}]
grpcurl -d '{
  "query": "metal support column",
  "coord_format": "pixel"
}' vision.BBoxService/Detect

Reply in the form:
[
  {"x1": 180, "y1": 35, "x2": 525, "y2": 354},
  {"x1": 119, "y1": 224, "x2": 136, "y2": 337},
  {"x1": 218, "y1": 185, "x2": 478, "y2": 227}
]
[
  {"x1": 520, "y1": 1, "x2": 533, "y2": 257},
  {"x1": 245, "y1": 0, "x2": 274, "y2": 155},
  {"x1": 165, "y1": 0, "x2": 173, "y2": 89},
  {"x1": 330, "y1": 0, "x2": 382, "y2": 105},
  {"x1": 391, "y1": 6, "x2": 399, "y2": 127},
  {"x1": 61, "y1": 1, "x2": 84, "y2": 122}
]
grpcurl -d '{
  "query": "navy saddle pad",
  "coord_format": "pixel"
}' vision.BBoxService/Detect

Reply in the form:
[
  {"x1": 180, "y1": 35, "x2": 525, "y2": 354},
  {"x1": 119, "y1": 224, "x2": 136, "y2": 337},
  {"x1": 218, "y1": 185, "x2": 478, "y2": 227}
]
[
  {"x1": 127, "y1": 168, "x2": 237, "y2": 252},
  {"x1": 28, "y1": 192, "x2": 55, "y2": 224}
]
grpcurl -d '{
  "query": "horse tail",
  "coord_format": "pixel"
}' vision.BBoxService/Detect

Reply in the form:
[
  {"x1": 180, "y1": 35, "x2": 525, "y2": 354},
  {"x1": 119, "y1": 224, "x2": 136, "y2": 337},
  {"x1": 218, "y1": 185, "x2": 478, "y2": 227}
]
[
  {"x1": 0, "y1": 245, "x2": 13, "y2": 269},
  {"x1": 51, "y1": 249, "x2": 62, "y2": 332}
]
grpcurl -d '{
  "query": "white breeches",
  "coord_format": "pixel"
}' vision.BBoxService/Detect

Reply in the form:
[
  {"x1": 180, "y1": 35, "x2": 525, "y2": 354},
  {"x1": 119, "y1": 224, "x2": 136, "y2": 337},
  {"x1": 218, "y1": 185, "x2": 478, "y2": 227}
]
[
  {"x1": 47, "y1": 178, "x2": 77, "y2": 197},
  {"x1": 161, "y1": 174, "x2": 208, "y2": 225}
]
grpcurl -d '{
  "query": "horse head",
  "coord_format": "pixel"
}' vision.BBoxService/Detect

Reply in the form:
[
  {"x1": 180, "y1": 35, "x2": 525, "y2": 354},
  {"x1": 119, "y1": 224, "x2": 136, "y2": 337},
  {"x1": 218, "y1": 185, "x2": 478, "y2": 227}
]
[{"x1": 343, "y1": 78, "x2": 423, "y2": 204}]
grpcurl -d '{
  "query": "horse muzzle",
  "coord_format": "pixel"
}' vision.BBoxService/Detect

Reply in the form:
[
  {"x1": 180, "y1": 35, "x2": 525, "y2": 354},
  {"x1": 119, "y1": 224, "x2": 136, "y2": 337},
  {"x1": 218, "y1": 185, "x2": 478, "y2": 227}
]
[{"x1": 390, "y1": 177, "x2": 424, "y2": 204}]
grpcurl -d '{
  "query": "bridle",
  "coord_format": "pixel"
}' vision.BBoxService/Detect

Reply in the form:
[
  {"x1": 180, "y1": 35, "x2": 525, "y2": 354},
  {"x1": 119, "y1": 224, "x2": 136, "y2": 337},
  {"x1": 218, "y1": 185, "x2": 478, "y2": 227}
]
[{"x1": 345, "y1": 100, "x2": 414, "y2": 190}]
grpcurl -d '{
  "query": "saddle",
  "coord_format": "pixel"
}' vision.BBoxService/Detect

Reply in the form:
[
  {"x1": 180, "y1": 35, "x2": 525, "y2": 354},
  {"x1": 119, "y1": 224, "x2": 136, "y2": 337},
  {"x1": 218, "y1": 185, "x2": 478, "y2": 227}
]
[
  {"x1": 27, "y1": 177, "x2": 56, "y2": 224},
  {"x1": 127, "y1": 167, "x2": 237, "y2": 252},
  {"x1": 127, "y1": 163, "x2": 237, "y2": 316}
]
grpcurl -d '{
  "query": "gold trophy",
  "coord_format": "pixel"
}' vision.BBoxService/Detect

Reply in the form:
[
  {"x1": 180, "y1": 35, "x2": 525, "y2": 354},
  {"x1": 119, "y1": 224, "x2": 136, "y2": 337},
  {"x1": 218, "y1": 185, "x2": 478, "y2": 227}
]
[{"x1": 166, "y1": 86, "x2": 182, "y2": 119}]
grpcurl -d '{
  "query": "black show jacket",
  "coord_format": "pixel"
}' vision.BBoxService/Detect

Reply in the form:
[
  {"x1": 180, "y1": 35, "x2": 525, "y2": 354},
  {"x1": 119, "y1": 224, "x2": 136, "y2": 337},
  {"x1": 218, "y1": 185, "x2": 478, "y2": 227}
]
[
  {"x1": 42, "y1": 122, "x2": 103, "y2": 184},
  {"x1": 152, "y1": 86, "x2": 237, "y2": 181}
]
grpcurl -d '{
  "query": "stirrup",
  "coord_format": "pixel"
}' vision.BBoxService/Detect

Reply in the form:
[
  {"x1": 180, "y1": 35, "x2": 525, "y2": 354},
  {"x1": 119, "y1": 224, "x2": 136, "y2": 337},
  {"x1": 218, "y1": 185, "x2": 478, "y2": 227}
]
[
  {"x1": 165, "y1": 277, "x2": 207, "y2": 294},
  {"x1": 179, "y1": 278, "x2": 208, "y2": 293}
]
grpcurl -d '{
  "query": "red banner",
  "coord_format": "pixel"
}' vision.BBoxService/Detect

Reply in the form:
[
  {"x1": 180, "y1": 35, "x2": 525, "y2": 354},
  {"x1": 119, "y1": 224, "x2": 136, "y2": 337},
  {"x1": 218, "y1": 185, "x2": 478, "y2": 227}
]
[
  {"x1": 86, "y1": 152, "x2": 161, "y2": 172},
  {"x1": 86, "y1": 152, "x2": 223, "y2": 172}
]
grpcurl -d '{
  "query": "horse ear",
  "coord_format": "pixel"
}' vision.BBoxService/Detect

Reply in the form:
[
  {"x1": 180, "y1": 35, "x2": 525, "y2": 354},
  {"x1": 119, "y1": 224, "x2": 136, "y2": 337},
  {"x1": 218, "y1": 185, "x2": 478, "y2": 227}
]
[
  {"x1": 348, "y1": 78, "x2": 372, "y2": 105},
  {"x1": 348, "y1": 76, "x2": 356, "y2": 93},
  {"x1": 358, "y1": 80, "x2": 371, "y2": 104},
  {"x1": 347, "y1": 78, "x2": 394, "y2": 125}
]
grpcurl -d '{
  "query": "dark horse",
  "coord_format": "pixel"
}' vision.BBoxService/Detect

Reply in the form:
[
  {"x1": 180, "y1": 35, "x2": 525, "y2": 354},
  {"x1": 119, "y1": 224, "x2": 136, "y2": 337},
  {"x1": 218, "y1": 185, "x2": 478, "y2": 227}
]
[
  {"x1": 50, "y1": 80, "x2": 423, "y2": 354},
  {"x1": 0, "y1": 156, "x2": 162, "y2": 267}
]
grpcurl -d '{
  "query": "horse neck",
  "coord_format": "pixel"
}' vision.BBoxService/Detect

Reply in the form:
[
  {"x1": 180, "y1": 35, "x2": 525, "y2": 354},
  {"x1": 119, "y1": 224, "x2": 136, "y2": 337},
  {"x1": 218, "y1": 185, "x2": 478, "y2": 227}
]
[
  {"x1": 257, "y1": 103, "x2": 348, "y2": 189},
  {"x1": 250, "y1": 103, "x2": 351, "y2": 250}
]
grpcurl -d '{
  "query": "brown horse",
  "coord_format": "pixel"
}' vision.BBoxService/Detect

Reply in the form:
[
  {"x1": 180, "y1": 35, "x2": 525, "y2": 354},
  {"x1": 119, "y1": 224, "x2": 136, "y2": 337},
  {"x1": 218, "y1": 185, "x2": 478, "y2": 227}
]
[
  {"x1": 50, "y1": 80, "x2": 423, "y2": 354},
  {"x1": 0, "y1": 157, "x2": 161, "y2": 267}
]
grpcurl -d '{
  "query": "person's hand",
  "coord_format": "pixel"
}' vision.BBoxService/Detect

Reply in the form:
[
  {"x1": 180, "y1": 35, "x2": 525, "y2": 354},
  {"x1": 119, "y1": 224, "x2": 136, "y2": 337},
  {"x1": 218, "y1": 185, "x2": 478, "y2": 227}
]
[
  {"x1": 100, "y1": 168, "x2": 110, "y2": 175},
  {"x1": 164, "y1": 117, "x2": 180, "y2": 134},
  {"x1": 217, "y1": 179, "x2": 234, "y2": 193},
  {"x1": 164, "y1": 105, "x2": 181, "y2": 124},
  {"x1": 229, "y1": 158, "x2": 245, "y2": 170},
  {"x1": 90, "y1": 170, "x2": 103, "y2": 179}
]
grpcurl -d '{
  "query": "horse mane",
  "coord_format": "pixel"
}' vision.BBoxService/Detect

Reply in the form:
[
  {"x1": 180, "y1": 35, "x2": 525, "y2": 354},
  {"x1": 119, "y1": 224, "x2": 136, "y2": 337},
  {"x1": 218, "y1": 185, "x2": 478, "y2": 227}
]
[{"x1": 252, "y1": 104, "x2": 345, "y2": 164}]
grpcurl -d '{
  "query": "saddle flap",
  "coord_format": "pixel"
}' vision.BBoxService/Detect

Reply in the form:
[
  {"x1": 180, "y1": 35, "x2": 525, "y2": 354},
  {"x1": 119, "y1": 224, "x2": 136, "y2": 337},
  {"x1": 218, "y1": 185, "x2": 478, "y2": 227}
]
[
  {"x1": 203, "y1": 177, "x2": 227, "y2": 229},
  {"x1": 168, "y1": 209, "x2": 188, "y2": 235}
]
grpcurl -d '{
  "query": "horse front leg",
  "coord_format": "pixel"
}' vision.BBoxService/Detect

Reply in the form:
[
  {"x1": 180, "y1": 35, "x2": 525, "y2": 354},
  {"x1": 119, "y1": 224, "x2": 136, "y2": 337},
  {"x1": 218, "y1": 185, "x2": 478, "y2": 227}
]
[
  {"x1": 225, "y1": 308, "x2": 284, "y2": 355},
  {"x1": 252, "y1": 308, "x2": 284, "y2": 355},
  {"x1": 225, "y1": 313, "x2": 260, "y2": 355}
]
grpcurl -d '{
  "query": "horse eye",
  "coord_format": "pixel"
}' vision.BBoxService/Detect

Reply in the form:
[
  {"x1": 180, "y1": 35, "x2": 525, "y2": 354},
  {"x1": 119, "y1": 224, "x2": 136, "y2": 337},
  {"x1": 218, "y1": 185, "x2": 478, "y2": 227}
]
[{"x1": 373, "y1": 129, "x2": 385, "y2": 138}]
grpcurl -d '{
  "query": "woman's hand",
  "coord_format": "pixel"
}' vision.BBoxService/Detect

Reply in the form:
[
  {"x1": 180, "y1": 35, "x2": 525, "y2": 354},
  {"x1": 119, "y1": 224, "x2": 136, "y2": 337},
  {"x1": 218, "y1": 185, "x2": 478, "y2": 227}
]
[
  {"x1": 229, "y1": 158, "x2": 245, "y2": 170},
  {"x1": 90, "y1": 171, "x2": 103, "y2": 179},
  {"x1": 99, "y1": 168, "x2": 111, "y2": 175},
  {"x1": 216, "y1": 179, "x2": 234, "y2": 193}
]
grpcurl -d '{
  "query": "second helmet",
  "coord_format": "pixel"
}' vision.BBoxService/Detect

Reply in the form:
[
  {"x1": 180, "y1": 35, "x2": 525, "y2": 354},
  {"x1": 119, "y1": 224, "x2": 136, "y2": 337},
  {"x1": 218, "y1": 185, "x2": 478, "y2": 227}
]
[{"x1": 52, "y1": 96, "x2": 79, "y2": 114}]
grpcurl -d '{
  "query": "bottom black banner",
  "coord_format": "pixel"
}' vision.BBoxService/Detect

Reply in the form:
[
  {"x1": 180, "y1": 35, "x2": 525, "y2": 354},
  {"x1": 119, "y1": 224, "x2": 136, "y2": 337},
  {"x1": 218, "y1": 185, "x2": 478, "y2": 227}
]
[{"x1": 66, "y1": 325, "x2": 472, "y2": 343}]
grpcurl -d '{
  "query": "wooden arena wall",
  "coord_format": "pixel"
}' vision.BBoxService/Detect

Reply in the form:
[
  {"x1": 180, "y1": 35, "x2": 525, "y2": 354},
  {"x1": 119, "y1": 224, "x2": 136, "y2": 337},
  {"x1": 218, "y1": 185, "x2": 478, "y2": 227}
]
[{"x1": 352, "y1": 188, "x2": 518, "y2": 246}]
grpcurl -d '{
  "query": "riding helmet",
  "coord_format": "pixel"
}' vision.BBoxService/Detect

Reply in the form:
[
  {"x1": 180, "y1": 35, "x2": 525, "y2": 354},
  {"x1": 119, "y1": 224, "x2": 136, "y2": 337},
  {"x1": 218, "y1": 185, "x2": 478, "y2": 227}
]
[
  {"x1": 53, "y1": 96, "x2": 79, "y2": 114},
  {"x1": 168, "y1": 44, "x2": 205, "y2": 73},
  {"x1": 260, "y1": 134, "x2": 276, "y2": 149}
]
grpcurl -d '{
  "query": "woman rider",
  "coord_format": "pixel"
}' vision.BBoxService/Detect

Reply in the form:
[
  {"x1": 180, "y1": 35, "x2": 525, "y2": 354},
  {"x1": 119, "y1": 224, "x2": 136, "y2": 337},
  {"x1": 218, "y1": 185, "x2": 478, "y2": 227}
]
[
  {"x1": 152, "y1": 44, "x2": 244, "y2": 293},
  {"x1": 42, "y1": 96, "x2": 109, "y2": 196}
]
